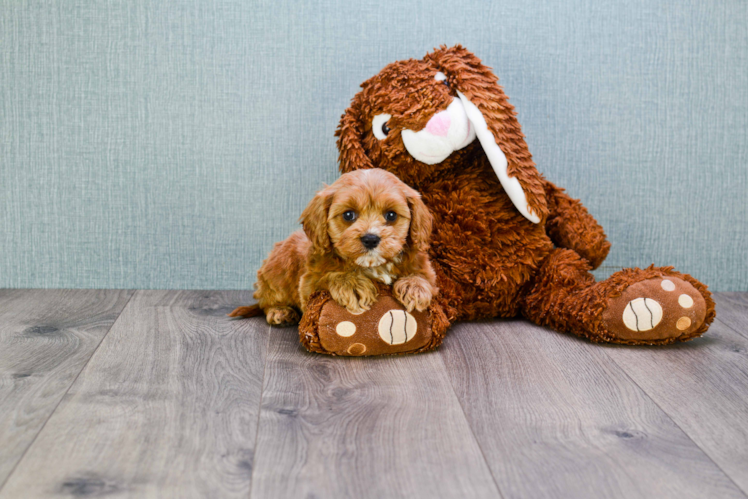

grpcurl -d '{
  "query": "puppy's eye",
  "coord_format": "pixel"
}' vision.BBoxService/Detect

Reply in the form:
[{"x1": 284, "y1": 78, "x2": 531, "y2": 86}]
[
  {"x1": 372, "y1": 113, "x2": 392, "y2": 141},
  {"x1": 342, "y1": 210, "x2": 357, "y2": 222},
  {"x1": 384, "y1": 211, "x2": 398, "y2": 222}
]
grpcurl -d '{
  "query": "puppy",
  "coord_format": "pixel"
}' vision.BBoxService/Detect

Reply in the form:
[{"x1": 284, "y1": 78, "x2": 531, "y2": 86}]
[{"x1": 229, "y1": 168, "x2": 437, "y2": 325}]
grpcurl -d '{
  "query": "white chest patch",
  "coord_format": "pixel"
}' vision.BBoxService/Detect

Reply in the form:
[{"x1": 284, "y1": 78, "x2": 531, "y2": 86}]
[
  {"x1": 356, "y1": 254, "x2": 386, "y2": 268},
  {"x1": 364, "y1": 263, "x2": 397, "y2": 285}
]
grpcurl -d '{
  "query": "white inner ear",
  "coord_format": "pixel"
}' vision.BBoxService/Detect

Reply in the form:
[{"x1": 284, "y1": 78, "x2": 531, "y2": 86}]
[{"x1": 456, "y1": 90, "x2": 540, "y2": 224}]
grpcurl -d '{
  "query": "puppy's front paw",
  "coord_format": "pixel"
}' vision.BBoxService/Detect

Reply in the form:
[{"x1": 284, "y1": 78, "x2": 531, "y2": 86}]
[
  {"x1": 393, "y1": 276, "x2": 434, "y2": 312},
  {"x1": 328, "y1": 277, "x2": 378, "y2": 314}
]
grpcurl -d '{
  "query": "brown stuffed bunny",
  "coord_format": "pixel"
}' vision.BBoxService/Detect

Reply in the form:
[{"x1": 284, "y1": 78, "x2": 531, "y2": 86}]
[{"x1": 296, "y1": 45, "x2": 714, "y2": 356}]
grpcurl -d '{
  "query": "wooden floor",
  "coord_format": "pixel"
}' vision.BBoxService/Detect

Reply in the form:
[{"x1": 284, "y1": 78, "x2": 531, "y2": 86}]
[{"x1": 0, "y1": 290, "x2": 746, "y2": 498}]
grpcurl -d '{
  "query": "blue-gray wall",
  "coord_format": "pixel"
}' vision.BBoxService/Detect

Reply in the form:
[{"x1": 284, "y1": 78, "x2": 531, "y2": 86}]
[{"x1": 1, "y1": 0, "x2": 746, "y2": 291}]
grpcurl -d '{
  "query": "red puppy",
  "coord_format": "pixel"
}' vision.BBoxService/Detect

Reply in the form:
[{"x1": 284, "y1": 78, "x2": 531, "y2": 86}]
[{"x1": 229, "y1": 168, "x2": 437, "y2": 325}]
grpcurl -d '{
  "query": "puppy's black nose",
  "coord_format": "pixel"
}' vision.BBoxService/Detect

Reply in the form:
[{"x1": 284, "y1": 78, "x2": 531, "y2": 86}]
[{"x1": 360, "y1": 233, "x2": 381, "y2": 249}]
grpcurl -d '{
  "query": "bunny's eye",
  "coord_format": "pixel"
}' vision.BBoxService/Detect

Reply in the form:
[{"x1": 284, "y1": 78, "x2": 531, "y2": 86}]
[
  {"x1": 372, "y1": 113, "x2": 392, "y2": 140},
  {"x1": 435, "y1": 71, "x2": 449, "y2": 88}
]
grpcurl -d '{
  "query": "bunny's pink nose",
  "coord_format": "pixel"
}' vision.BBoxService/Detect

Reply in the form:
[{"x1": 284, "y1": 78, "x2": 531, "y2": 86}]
[{"x1": 425, "y1": 111, "x2": 451, "y2": 137}]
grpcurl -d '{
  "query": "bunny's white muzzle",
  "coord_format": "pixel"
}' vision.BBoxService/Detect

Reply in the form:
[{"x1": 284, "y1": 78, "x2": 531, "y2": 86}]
[{"x1": 401, "y1": 99, "x2": 476, "y2": 165}]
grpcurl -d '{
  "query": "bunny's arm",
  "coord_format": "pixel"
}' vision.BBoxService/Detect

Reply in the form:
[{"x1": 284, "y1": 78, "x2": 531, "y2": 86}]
[{"x1": 544, "y1": 180, "x2": 611, "y2": 269}]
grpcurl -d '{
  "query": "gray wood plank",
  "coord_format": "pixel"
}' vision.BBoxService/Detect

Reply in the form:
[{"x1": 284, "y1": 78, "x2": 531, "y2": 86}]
[
  {"x1": 713, "y1": 292, "x2": 748, "y2": 339},
  {"x1": 0, "y1": 289, "x2": 134, "y2": 489},
  {"x1": 1, "y1": 290, "x2": 268, "y2": 498},
  {"x1": 250, "y1": 326, "x2": 500, "y2": 499},
  {"x1": 440, "y1": 319, "x2": 743, "y2": 498},
  {"x1": 602, "y1": 309, "x2": 748, "y2": 495}
]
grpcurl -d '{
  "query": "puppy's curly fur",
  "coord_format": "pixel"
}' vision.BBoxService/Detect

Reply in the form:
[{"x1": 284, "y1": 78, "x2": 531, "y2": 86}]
[{"x1": 229, "y1": 168, "x2": 437, "y2": 325}]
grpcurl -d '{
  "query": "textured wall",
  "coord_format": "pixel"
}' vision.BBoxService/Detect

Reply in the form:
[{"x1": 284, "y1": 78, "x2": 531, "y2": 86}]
[{"x1": 1, "y1": 0, "x2": 746, "y2": 291}]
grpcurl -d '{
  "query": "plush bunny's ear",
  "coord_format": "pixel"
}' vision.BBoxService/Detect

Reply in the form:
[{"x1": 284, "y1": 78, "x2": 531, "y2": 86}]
[
  {"x1": 456, "y1": 91, "x2": 541, "y2": 223},
  {"x1": 427, "y1": 46, "x2": 548, "y2": 223},
  {"x1": 335, "y1": 97, "x2": 376, "y2": 174},
  {"x1": 299, "y1": 187, "x2": 334, "y2": 253}
]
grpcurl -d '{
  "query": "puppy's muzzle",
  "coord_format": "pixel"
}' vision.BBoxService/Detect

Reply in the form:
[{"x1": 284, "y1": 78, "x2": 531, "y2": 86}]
[{"x1": 360, "y1": 233, "x2": 381, "y2": 250}]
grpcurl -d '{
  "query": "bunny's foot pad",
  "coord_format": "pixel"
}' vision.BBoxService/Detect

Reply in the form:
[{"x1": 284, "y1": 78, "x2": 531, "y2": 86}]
[
  {"x1": 602, "y1": 276, "x2": 707, "y2": 343},
  {"x1": 299, "y1": 286, "x2": 447, "y2": 356}
]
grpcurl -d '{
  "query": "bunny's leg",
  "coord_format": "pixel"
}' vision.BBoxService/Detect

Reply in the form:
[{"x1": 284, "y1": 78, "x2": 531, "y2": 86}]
[{"x1": 521, "y1": 249, "x2": 714, "y2": 344}]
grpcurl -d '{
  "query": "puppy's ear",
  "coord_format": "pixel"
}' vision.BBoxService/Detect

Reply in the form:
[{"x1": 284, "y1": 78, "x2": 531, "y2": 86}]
[
  {"x1": 403, "y1": 186, "x2": 433, "y2": 253},
  {"x1": 299, "y1": 187, "x2": 334, "y2": 253},
  {"x1": 335, "y1": 96, "x2": 376, "y2": 174},
  {"x1": 426, "y1": 45, "x2": 548, "y2": 223}
]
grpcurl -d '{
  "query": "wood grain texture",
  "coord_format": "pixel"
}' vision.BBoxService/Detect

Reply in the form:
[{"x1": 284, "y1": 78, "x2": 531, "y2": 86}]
[
  {"x1": 250, "y1": 326, "x2": 499, "y2": 499},
  {"x1": 2, "y1": 291, "x2": 747, "y2": 497},
  {"x1": 602, "y1": 296, "x2": 748, "y2": 495},
  {"x1": 0, "y1": 289, "x2": 133, "y2": 489},
  {"x1": 713, "y1": 292, "x2": 748, "y2": 340},
  {"x1": 440, "y1": 319, "x2": 743, "y2": 498},
  {"x1": 0, "y1": 290, "x2": 268, "y2": 498}
]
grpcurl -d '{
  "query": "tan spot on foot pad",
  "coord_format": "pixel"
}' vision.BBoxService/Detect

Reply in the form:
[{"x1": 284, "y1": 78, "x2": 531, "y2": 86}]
[
  {"x1": 603, "y1": 277, "x2": 707, "y2": 341},
  {"x1": 677, "y1": 317, "x2": 692, "y2": 330},
  {"x1": 347, "y1": 343, "x2": 367, "y2": 355}
]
